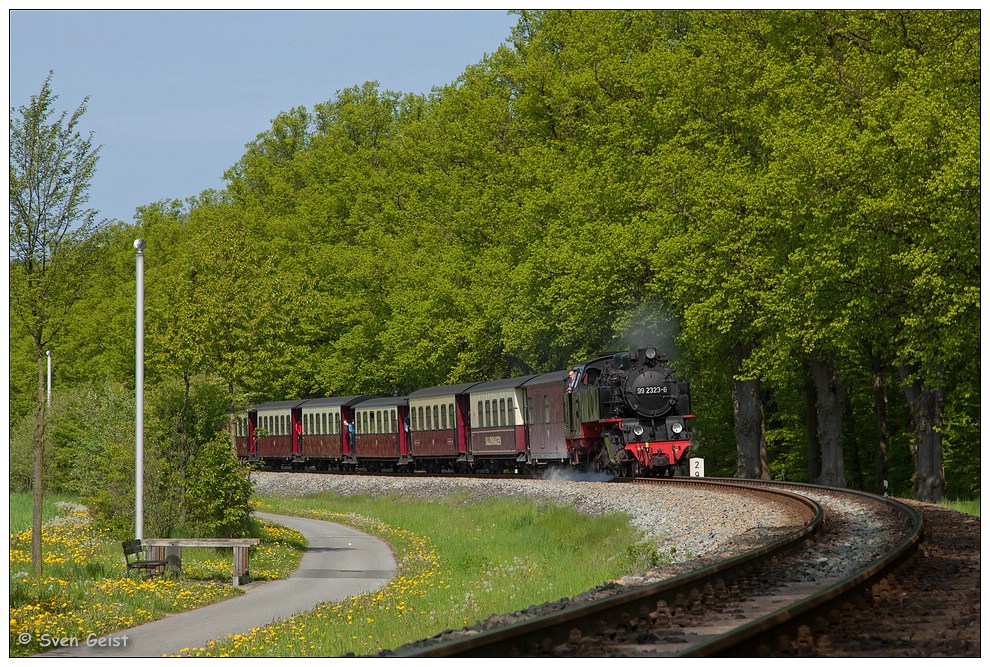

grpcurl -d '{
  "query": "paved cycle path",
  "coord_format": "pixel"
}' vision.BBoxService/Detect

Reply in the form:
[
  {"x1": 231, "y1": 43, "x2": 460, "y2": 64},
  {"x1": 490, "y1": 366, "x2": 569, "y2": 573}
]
[{"x1": 40, "y1": 512, "x2": 396, "y2": 657}]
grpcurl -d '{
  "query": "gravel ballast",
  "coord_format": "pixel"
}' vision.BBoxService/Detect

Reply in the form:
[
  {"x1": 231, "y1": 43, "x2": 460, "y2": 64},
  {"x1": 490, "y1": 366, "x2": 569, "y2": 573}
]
[{"x1": 250, "y1": 471, "x2": 801, "y2": 566}]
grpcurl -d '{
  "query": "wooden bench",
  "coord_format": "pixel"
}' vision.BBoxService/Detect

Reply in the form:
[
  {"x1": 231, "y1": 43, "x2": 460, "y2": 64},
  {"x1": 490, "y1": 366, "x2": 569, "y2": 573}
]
[{"x1": 143, "y1": 538, "x2": 261, "y2": 586}]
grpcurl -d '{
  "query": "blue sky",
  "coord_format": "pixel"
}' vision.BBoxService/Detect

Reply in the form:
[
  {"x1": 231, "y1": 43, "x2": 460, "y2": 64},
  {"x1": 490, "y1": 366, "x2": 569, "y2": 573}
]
[{"x1": 9, "y1": 9, "x2": 519, "y2": 225}]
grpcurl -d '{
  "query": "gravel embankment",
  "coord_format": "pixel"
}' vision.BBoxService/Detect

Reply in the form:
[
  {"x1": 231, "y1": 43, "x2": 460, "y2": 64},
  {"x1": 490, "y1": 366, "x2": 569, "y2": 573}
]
[{"x1": 250, "y1": 471, "x2": 801, "y2": 569}]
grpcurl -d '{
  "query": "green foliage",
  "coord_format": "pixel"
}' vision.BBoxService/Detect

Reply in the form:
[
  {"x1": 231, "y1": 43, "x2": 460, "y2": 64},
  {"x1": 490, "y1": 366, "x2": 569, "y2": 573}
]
[
  {"x1": 7, "y1": 11, "x2": 979, "y2": 500},
  {"x1": 184, "y1": 434, "x2": 254, "y2": 537}
]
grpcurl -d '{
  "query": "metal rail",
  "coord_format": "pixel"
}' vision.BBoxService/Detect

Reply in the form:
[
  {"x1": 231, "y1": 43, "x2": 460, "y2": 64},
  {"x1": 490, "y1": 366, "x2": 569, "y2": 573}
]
[{"x1": 686, "y1": 482, "x2": 924, "y2": 657}]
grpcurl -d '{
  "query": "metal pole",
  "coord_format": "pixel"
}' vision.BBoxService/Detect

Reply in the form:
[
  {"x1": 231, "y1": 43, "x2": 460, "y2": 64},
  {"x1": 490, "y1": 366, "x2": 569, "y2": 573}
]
[
  {"x1": 46, "y1": 350, "x2": 52, "y2": 407},
  {"x1": 134, "y1": 239, "x2": 146, "y2": 540}
]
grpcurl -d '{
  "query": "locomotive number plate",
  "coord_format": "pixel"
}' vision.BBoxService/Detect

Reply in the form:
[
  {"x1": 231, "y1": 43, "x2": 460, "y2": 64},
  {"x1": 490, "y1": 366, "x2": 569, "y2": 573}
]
[{"x1": 636, "y1": 386, "x2": 669, "y2": 395}]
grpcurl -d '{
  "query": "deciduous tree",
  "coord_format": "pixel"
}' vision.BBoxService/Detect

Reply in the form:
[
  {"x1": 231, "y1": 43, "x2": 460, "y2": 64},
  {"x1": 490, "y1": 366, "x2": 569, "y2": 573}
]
[{"x1": 9, "y1": 72, "x2": 105, "y2": 571}]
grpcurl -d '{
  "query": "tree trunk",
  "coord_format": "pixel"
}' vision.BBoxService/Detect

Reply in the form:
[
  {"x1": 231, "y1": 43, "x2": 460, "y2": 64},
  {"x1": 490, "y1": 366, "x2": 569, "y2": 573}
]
[
  {"x1": 732, "y1": 345, "x2": 769, "y2": 480},
  {"x1": 898, "y1": 365, "x2": 946, "y2": 503},
  {"x1": 179, "y1": 372, "x2": 190, "y2": 523},
  {"x1": 228, "y1": 380, "x2": 237, "y2": 450},
  {"x1": 803, "y1": 359, "x2": 821, "y2": 483},
  {"x1": 810, "y1": 350, "x2": 846, "y2": 487},
  {"x1": 871, "y1": 354, "x2": 890, "y2": 495},
  {"x1": 32, "y1": 351, "x2": 46, "y2": 574},
  {"x1": 845, "y1": 391, "x2": 863, "y2": 490}
]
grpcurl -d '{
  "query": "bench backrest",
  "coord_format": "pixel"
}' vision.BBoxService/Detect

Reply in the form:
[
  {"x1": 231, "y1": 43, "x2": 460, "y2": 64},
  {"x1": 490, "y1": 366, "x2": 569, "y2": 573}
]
[{"x1": 122, "y1": 539, "x2": 150, "y2": 565}]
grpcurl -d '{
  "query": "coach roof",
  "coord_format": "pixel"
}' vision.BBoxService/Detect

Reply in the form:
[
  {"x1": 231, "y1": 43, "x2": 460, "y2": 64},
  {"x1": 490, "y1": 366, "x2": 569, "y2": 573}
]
[
  {"x1": 301, "y1": 396, "x2": 373, "y2": 408},
  {"x1": 468, "y1": 374, "x2": 539, "y2": 392},
  {"x1": 522, "y1": 370, "x2": 570, "y2": 386},
  {"x1": 353, "y1": 395, "x2": 408, "y2": 408},
  {"x1": 252, "y1": 399, "x2": 307, "y2": 412},
  {"x1": 406, "y1": 382, "x2": 481, "y2": 399}
]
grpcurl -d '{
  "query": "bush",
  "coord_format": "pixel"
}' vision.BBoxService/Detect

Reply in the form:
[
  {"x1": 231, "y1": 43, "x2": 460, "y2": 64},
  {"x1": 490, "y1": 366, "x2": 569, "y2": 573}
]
[
  {"x1": 10, "y1": 377, "x2": 253, "y2": 541},
  {"x1": 184, "y1": 433, "x2": 254, "y2": 537}
]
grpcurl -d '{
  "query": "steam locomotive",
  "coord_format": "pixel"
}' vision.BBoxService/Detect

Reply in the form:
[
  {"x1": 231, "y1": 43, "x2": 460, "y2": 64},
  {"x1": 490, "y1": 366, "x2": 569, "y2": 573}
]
[{"x1": 235, "y1": 347, "x2": 694, "y2": 477}]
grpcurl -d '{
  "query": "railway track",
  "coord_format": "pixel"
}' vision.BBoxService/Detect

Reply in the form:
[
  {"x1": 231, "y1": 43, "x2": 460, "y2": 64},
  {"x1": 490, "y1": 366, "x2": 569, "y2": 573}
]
[{"x1": 392, "y1": 478, "x2": 924, "y2": 658}]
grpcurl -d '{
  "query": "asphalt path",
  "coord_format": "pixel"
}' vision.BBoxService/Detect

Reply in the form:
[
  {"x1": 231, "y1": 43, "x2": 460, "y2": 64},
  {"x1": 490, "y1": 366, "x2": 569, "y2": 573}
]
[{"x1": 40, "y1": 512, "x2": 397, "y2": 658}]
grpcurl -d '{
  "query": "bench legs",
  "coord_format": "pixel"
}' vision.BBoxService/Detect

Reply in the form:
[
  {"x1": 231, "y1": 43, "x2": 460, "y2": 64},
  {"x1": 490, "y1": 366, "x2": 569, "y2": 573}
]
[
  {"x1": 146, "y1": 545, "x2": 251, "y2": 586},
  {"x1": 232, "y1": 546, "x2": 251, "y2": 586}
]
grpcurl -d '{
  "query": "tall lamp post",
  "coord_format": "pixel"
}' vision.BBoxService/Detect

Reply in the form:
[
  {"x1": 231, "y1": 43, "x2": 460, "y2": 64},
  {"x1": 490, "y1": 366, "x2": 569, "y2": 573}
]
[{"x1": 134, "y1": 239, "x2": 146, "y2": 540}]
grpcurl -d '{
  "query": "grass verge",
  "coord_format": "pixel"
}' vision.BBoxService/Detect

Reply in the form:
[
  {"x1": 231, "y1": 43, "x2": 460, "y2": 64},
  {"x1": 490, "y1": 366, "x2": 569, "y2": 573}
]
[
  {"x1": 942, "y1": 498, "x2": 980, "y2": 517},
  {"x1": 181, "y1": 492, "x2": 658, "y2": 657}
]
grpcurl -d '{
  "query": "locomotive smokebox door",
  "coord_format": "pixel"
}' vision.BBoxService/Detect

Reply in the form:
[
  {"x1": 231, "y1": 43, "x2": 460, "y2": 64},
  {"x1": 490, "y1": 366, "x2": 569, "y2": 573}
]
[{"x1": 623, "y1": 367, "x2": 679, "y2": 418}]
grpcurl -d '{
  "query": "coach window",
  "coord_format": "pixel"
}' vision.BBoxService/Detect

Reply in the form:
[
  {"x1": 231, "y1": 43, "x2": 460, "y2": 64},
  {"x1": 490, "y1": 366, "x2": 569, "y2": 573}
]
[
  {"x1": 477, "y1": 401, "x2": 483, "y2": 426},
  {"x1": 449, "y1": 404, "x2": 455, "y2": 429},
  {"x1": 440, "y1": 405, "x2": 447, "y2": 430},
  {"x1": 544, "y1": 395, "x2": 551, "y2": 424},
  {"x1": 507, "y1": 398, "x2": 514, "y2": 425},
  {"x1": 410, "y1": 408, "x2": 417, "y2": 431},
  {"x1": 431, "y1": 405, "x2": 438, "y2": 431},
  {"x1": 499, "y1": 398, "x2": 506, "y2": 426}
]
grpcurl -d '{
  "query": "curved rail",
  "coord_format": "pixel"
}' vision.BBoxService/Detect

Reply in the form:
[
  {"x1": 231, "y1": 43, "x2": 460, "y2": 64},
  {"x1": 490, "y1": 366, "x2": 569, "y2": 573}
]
[
  {"x1": 687, "y1": 481, "x2": 924, "y2": 657},
  {"x1": 397, "y1": 479, "x2": 823, "y2": 657}
]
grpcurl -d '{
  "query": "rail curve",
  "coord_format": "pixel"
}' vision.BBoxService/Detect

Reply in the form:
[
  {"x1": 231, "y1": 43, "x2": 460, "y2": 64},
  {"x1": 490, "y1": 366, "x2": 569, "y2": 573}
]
[{"x1": 394, "y1": 478, "x2": 921, "y2": 657}]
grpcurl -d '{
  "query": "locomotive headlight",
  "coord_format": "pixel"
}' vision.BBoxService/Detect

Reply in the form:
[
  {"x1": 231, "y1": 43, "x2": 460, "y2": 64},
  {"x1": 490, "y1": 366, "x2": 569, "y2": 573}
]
[
  {"x1": 671, "y1": 422, "x2": 684, "y2": 434},
  {"x1": 633, "y1": 424, "x2": 644, "y2": 436},
  {"x1": 645, "y1": 347, "x2": 657, "y2": 360}
]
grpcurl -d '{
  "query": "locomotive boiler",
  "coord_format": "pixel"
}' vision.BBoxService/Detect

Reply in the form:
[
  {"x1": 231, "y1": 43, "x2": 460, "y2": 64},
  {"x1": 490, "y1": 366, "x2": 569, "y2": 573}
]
[{"x1": 564, "y1": 347, "x2": 693, "y2": 477}]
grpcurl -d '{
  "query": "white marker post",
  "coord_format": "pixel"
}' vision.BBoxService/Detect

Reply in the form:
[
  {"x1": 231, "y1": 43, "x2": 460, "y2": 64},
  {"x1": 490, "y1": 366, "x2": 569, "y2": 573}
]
[
  {"x1": 134, "y1": 239, "x2": 146, "y2": 540},
  {"x1": 46, "y1": 350, "x2": 52, "y2": 406}
]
